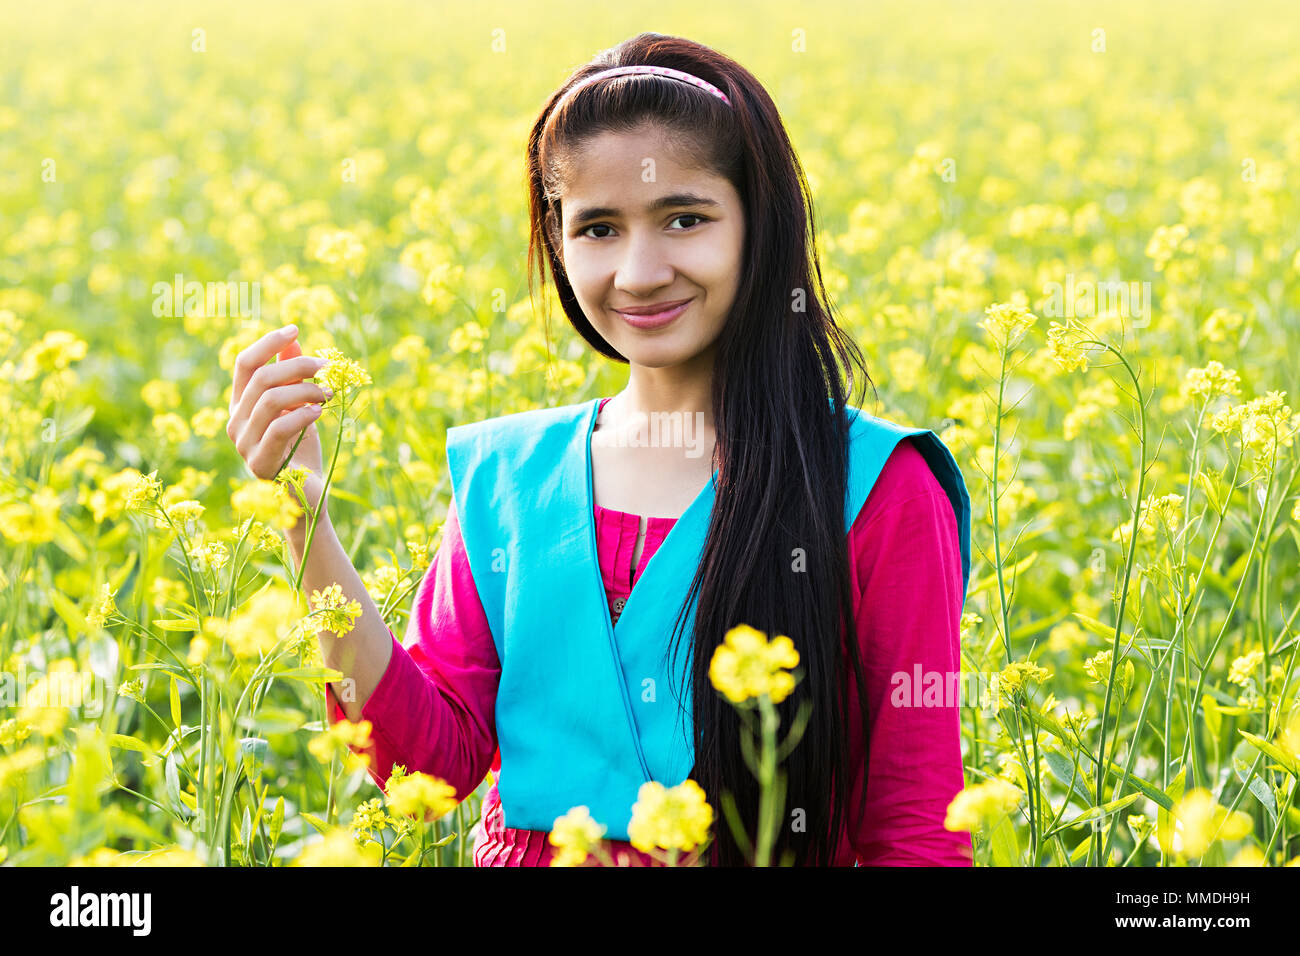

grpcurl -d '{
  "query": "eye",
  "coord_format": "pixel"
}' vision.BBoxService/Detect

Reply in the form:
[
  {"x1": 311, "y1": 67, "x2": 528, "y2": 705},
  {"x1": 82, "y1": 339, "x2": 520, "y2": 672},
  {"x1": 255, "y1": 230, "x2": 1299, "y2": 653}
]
[{"x1": 577, "y1": 214, "x2": 709, "y2": 240}]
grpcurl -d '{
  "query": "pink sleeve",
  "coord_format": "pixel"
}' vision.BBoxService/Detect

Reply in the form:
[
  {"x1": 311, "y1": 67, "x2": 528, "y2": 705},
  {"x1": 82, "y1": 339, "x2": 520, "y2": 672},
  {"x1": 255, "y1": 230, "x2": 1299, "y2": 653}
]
[
  {"x1": 847, "y1": 437, "x2": 972, "y2": 866},
  {"x1": 324, "y1": 495, "x2": 501, "y2": 802}
]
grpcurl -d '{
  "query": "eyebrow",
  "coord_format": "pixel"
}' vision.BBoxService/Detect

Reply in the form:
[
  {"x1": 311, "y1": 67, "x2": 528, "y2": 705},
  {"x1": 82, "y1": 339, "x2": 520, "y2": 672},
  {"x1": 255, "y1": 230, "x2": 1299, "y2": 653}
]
[{"x1": 566, "y1": 192, "x2": 722, "y2": 229}]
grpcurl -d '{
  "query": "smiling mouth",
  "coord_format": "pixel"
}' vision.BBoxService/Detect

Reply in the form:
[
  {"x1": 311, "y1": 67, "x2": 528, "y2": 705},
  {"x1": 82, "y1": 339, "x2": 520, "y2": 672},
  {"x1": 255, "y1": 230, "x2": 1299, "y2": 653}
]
[{"x1": 613, "y1": 298, "x2": 694, "y2": 328}]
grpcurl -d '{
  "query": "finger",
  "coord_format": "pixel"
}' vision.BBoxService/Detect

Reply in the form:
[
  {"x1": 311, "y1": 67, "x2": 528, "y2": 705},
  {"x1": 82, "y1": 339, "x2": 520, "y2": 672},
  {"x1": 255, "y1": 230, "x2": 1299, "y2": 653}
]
[
  {"x1": 246, "y1": 382, "x2": 331, "y2": 447},
  {"x1": 231, "y1": 324, "x2": 298, "y2": 414},
  {"x1": 229, "y1": 355, "x2": 327, "y2": 434},
  {"x1": 248, "y1": 403, "x2": 323, "y2": 479}
]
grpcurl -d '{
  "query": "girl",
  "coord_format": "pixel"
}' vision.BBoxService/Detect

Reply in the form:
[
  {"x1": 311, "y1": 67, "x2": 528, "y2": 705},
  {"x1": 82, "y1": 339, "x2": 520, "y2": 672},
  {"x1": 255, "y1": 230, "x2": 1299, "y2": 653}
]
[{"x1": 227, "y1": 33, "x2": 972, "y2": 866}]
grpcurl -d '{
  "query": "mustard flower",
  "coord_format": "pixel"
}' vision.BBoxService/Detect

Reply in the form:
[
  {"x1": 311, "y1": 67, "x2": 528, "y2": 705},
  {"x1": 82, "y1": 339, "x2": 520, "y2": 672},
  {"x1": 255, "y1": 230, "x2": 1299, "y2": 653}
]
[
  {"x1": 943, "y1": 778, "x2": 1024, "y2": 832},
  {"x1": 231, "y1": 477, "x2": 303, "y2": 530},
  {"x1": 384, "y1": 771, "x2": 458, "y2": 820},
  {"x1": 1171, "y1": 789, "x2": 1252, "y2": 858},
  {"x1": 626, "y1": 779, "x2": 714, "y2": 854},
  {"x1": 309, "y1": 582, "x2": 363, "y2": 637},
  {"x1": 549, "y1": 806, "x2": 607, "y2": 867},
  {"x1": 981, "y1": 300, "x2": 1038, "y2": 350},
  {"x1": 708, "y1": 623, "x2": 800, "y2": 704},
  {"x1": 1180, "y1": 360, "x2": 1242, "y2": 402},
  {"x1": 313, "y1": 346, "x2": 372, "y2": 397}
]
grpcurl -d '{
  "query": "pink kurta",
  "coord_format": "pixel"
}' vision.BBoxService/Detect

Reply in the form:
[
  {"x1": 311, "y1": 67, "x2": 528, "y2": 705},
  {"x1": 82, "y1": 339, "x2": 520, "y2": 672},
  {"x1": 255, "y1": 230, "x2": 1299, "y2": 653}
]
[{"x1": 326, "y1": 399, "x2": 972, "y2": 866}]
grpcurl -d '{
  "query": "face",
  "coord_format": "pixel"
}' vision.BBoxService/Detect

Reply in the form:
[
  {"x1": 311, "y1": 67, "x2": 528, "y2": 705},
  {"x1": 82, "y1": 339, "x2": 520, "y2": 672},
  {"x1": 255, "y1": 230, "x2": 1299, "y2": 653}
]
[{"x1": 556, "y1": 125, "x2": 745, "y2": 370}]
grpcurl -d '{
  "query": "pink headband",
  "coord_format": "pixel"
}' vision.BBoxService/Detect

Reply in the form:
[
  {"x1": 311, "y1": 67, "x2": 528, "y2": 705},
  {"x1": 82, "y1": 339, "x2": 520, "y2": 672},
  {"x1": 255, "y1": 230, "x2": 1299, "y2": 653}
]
[{"x1": 559, "y1": 64, "x2": 732, "y2": 108}]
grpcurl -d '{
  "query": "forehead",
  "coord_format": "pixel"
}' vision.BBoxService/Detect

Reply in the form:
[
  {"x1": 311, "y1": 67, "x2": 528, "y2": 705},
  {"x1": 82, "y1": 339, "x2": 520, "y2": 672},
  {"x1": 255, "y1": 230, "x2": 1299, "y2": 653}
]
[{"x1": 558, "y1": 124, "x2": 726, "y2": 203}]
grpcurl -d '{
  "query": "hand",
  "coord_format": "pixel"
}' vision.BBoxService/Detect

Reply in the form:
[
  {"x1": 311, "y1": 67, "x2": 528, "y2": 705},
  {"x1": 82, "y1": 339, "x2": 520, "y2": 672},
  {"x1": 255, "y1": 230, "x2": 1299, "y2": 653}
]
[{"x1": 227, "y1": 324, "x2": 331, "y2": 523}]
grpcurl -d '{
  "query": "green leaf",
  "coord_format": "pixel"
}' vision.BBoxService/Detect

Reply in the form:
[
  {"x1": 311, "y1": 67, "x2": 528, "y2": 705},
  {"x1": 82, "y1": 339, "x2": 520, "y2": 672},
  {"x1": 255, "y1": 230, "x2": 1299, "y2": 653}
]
[
  {"x1": 269, "y1": 797, "x2": 285, "y2": 845},
  {"x1": 1045, "y1": 793, "x2": 1140, "y2": 836},
  {"x1": 272, "y1": 666, "x2": 343, "y2": 683},
  {"x1": 988, "y1": 814, "x2": 1020, "y2": 866},
  {"x1": 1238, "y1": 730, "x2": 1300, "y2": 777},
  {"x1": 1044, "y1": 749, "x2": 1094, "y2": 803},
  {"x1": 1070, "y1": 833, "x2": 1092, "y2": 864},
  {"x1": 1246, "y1": 776, "x2": 1277, "y2": 824},
  {"x1": 156, "y1": 617, "x2": 199, "y2": 631},
  {"x1": 109, "y1": 733, "x2": 154, "y2": 755},
  {"x1": 47, "y1": 587, "x2": 88, "y2": 636},
  {"x1": 300, "y1": 811, "x2": 330, "y2": 836},
  {"x1": 169, "y1": 675, "x2": 182, "y2": 729},
  {"x1": 1157, "y1": 768, "x2": 1186, "y2": 856}
]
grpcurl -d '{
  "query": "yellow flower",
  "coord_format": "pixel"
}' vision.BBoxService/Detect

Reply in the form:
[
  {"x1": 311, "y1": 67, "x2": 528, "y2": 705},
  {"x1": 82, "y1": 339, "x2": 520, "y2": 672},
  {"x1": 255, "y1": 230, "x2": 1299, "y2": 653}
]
[
  {"x1": 350, "y1": 797, "x2": 389, "y2": 847},
  {"x1": 943, "y1": 778, "x2": 1023, "y2": 832},
  {"x1": 123, "y1": 470, "x2": 162, "y2": 512},
  {"x1": 0, "y1": 486, "x2": 62, "y2": 544},
  {"x1": 280, "y1": 285, "x2": 341, "y2": 327},
  {"x1": 708, "y1": 623, "x2": 800, "y2": 704},
  {"x1": 152, "y1": 412, "x2": 191, "y2": 445},
  {"x1": 1145, "y1": 223, "x2": 1191, "y2": 270},
  {"x1": 309, "y1": 228, "x2": 367, "y2": 273},
  {"x1": 448, "y1": 321, "x2": 488, "y2": 354},
  {"x1": 190, "y1": 406, "x2": 228, "y2": 438},
  {"x1": 225, "y1": 585, "x2": 300, "y2": 659},
  {"x1": 384, "y1": 771, "x2": 458, "y2": 820},
  {"x1": 85, "y1": 582, "x2": 117, "y2": 632},
  {"x1": 1045, "y1": 319, "x2": 1091, "y2": 373},
  {"x1": 291, "y1": 828, "x2": 381, "y2": 866},
  {"x1": 981, "y1": 300, "x2": 1038, "y2": 350},
  {"x1": 15, "y1": 329, "x2": 88, "y2": 380},
  {"x1": 1083, "y1": 650, "x2": 1135, "y2": 696},
  {"x1": 1171, "y1": 789, "x2": 1252, "y2": 858},
  {"x1": 626, "y1": 779, "x2": 714, "y2": 854},
  {"x1": 1227, "y1": 649, "x2": 1263, "y2": 687},
  {"x1": 549, "y1": 806, "x2": 607, "y2": 867},
  {"x1": 1180, "y1": 360, "x2": 1242, "y2": 402},
  {"x1": 886, "y1": 346, "x2": 926, "y2": 392},
  {"x1": 308, "y1": 718, "x2": 373, "y2": 766},
  {"x1": 1199, "y1": 308, "x2": 1243, "y2": 344},
  {"x1": 231, "y1": 477, "x2": 303, "y2": 530},
  {"x1": 313, "y1": 346, "x2": 372, "y2": 396},
  {"x1": 308, "y1": 583, "x2": 363, "y2": 637}
]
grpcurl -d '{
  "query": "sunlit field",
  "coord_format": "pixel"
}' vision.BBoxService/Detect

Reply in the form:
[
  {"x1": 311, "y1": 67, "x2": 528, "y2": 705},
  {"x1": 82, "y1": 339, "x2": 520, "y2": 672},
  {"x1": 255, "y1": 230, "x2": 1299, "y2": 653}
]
[{"x1": 2, "y1": 0, "x2": 1299, "y2": 868}]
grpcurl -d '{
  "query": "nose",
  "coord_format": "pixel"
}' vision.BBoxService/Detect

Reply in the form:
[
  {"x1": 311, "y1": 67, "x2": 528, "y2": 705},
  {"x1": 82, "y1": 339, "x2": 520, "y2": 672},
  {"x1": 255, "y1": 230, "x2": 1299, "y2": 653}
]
[{"x1": 613, "y1": 229, "x2": 676, "y2": 293}]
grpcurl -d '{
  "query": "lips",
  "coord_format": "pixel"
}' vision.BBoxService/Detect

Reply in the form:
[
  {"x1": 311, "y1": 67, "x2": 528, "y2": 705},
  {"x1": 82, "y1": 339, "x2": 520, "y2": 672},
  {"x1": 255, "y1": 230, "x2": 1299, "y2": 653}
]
[{"x1": 613, "y1": 297, "x2": 694, "y2": 329}]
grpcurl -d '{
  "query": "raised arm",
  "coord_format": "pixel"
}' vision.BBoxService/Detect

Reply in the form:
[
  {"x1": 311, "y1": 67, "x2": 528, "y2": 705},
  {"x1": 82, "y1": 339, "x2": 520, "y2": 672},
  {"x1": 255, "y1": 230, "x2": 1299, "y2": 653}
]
[{"x1": 323, "y1": 495, "x2": 502, "y2": 802}]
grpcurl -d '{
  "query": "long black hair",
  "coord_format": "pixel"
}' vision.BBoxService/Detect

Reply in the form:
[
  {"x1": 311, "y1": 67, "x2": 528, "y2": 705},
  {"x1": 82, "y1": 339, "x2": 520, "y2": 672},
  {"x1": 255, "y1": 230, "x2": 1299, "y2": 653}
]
[{"x1": 524, "y1": 32, "x2": 878, "y2": 866}]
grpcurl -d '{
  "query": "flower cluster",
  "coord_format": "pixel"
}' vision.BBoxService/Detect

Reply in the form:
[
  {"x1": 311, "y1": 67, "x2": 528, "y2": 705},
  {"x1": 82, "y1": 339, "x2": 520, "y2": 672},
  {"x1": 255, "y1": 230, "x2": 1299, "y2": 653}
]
[
  {"x1": 707, "y1": 623, "x2": 800, "y2": 704},
  {"x1": 625, "y1": 779, "x2": 714, "y2": 855}
]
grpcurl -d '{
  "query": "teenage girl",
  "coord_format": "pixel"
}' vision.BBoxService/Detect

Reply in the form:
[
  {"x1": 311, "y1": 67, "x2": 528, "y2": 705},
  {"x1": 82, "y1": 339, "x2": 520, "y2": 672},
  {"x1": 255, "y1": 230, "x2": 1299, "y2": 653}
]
[{"x1": 226, "y1": 32, "x2": 973, "y2": 867}]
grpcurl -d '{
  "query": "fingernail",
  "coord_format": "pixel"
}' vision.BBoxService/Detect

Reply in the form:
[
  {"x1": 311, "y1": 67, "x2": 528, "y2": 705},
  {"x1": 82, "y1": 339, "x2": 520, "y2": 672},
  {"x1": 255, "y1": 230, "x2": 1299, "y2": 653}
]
[
  {"x1": 282, "y1": 324, "x2": 297, "y2": 335},
  {"x1": 322, "y1": 388, "x2": 334, "y2": 399}
]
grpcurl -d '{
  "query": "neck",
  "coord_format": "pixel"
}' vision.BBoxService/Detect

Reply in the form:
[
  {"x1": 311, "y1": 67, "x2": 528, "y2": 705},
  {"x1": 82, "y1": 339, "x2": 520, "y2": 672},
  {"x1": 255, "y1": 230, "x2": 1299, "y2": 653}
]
[{"x1": 613, "y1": 350, "x2": 716, "y2": 430}]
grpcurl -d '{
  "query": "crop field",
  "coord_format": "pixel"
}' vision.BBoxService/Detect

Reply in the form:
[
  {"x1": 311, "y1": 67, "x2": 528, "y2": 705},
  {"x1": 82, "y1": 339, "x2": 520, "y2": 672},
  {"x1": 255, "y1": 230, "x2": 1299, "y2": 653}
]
[{"x1": 1, "y1": 0, "x2": 1298, "y2": 868}]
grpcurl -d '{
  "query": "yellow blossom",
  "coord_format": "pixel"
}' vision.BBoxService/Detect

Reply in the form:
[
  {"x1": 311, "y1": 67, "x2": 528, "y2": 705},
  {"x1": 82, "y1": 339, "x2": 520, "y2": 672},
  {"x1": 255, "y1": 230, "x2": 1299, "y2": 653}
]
[
  {"x1": 231, "y1": 477, "x2": 303, "y2": 530},
  {"x1": 1170, "y1": 789, "x2": 1252, "y2": 858},
  {"x1": 549, "y1": 806, "x2": 607, "y2": 867},
  {"x1": 708, "y1": 623, "x2": 800, "y2": 704},
  {"x1": 384, "y1": 771, "x2": 458, "y2": 820},
  {"x1": 626, "y1": 779, "x2": 714, "y2": 854},
  {"x1": 943, "y1": 777, "x2": 1023, "y2": 832}
]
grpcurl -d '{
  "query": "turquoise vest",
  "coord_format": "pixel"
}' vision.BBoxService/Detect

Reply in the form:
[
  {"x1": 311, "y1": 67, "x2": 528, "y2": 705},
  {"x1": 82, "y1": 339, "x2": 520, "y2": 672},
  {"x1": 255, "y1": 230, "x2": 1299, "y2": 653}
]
[{"x1": 445, "y1": 397, "x2": 971, "y2": 841}]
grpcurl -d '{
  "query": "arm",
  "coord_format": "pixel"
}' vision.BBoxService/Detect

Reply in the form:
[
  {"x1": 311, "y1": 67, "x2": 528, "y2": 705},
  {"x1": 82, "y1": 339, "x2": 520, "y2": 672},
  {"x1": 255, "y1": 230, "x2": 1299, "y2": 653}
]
[
  {"x1": 321, "y1": 496, "x2": 501, "y2": 802},
  {"x1": 848, "y1": 437, "x2": 973, "y2": 866}
]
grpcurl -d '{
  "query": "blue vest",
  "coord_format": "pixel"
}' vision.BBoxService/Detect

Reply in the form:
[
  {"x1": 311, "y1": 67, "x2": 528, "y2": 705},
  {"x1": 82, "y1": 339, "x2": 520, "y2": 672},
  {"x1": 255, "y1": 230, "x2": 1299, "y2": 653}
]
[{"x1": 445, "y1": 397, "x2": 971, "y2": 841}]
